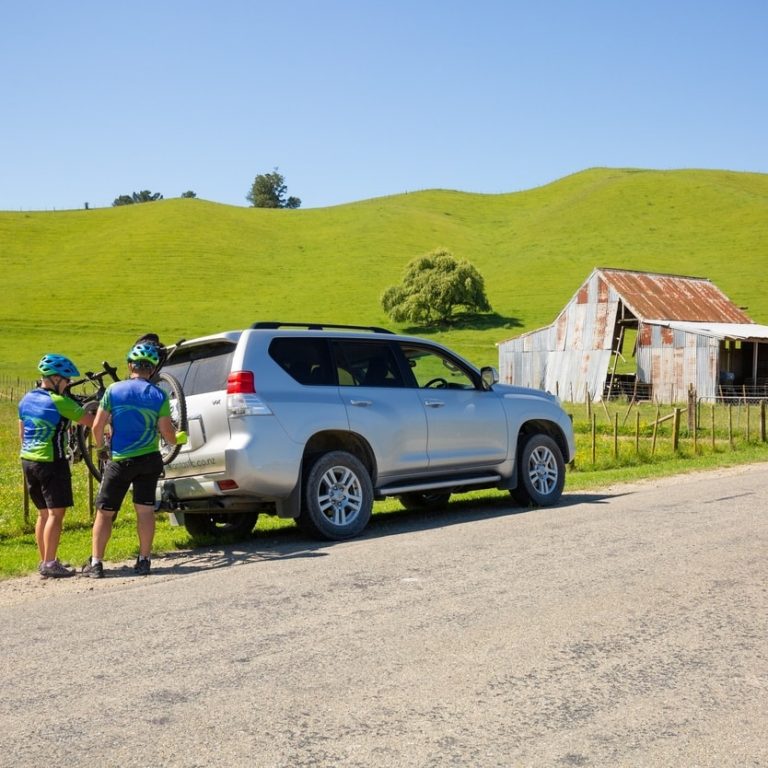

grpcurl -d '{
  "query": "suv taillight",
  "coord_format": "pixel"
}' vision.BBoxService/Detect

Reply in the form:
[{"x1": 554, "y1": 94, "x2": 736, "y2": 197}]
[
  {"x1": 226, "y1": 370, "x2": 273, "y2": 417},
  {"x1": 227, "y1": 371, "x2": 255, "y2": 394}
]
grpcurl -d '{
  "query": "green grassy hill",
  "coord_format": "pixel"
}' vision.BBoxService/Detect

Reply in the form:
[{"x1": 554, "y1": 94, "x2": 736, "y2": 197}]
[{"x1": 2, "y1": 167, "x2": 767, "y2": 380}]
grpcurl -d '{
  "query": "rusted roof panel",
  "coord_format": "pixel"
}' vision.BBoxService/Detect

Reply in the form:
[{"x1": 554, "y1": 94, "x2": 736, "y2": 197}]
[{"x1": 599, "y1": 268, "x2": 752, "y2": 323}]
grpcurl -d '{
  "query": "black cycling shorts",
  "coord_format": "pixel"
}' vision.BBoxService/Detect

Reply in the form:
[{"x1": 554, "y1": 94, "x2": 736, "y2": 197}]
[
  {"x1": 22, "y1": 459, "x2": 74, "y2": 510},
  {"x1": 95, "y1": 452, "x2": 164, "y2": 513}
]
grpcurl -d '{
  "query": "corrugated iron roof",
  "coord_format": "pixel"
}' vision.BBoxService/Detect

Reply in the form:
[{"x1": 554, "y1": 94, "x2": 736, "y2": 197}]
[
  {"x1": 598, "y1": 267, "x2": 752, "y2": 323},
  {"x1": 647, "y1": 320, "x2": 768, "y2": 340}
]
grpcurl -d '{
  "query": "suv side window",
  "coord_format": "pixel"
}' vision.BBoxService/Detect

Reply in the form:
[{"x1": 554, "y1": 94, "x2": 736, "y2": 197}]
[
  {"x1": 399, "y1": 343, "x2": 478, "y2": 390},
  {"x1": 268, "y1": 338, "x2": 335, "y2": 386},
  {"x1": 163, "y1": 343, "x2": 236, "y2": 395},
  {"x1": 332, "y1": 340, "x2": 406, "y2": 388}
]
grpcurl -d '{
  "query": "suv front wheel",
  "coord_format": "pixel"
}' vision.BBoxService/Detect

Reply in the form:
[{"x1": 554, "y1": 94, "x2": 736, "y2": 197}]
[
  {"x1": 510, "y1": 433, "x2": 565, "y2": 507},
  {"x1": 298, "y1": 451, "x2": 373, "y2": 540}
]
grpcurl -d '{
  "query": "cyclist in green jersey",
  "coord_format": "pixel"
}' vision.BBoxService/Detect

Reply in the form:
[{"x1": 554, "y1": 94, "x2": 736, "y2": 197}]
[
  {"x1": 19, "y1": 354, "x2": 95, "y2": 578},
  {"x1": 82, "y1": 342, "x2": 186, "y2": 578}
]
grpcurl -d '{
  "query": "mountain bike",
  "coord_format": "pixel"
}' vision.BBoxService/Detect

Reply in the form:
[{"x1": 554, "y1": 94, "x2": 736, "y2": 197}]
[{"x1": 66, "y1": 354, "x2": 187, "y2": 481}]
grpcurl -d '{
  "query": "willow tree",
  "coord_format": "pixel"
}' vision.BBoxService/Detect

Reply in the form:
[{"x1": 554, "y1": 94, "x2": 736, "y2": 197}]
[{"x1": 381, "y1": 249, "x2": 491, "y2": 325}]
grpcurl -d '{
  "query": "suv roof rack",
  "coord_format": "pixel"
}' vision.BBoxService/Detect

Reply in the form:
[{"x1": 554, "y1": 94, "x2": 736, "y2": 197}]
[{"x1": 251, "y1": 321, "x2": 394, "y2": 334}]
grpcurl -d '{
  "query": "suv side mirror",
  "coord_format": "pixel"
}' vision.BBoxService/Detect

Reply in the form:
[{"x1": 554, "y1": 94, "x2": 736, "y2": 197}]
[{"x1": 480, "y1": 366, "x2": 499, "y2": 390}]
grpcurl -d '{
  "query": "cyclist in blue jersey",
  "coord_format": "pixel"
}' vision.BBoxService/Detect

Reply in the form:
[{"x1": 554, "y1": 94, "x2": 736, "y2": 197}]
[
  {"x1": 82, "y1": 342, "x2": 186, "y2": 578},
  {"x1": 19, "y1": 354, "x2": 95, "y2": 578}
]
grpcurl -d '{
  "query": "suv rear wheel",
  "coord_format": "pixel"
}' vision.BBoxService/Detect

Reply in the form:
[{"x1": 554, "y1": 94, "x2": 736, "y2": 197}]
[
  {"x1": 298, "y1": 451, "x2": 373, "y2": 540},
  {"x1": 184, "y1": 510, "x2": 259, "y2": 539},
  {"x1": 510, "y1": 433, "x2": 565, "y2": 507}
]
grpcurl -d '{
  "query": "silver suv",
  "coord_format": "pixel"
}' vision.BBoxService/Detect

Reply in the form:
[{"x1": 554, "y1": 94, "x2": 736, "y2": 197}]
[{"x1": 159, "y1": 322, "x2": 575, "y2": 540}]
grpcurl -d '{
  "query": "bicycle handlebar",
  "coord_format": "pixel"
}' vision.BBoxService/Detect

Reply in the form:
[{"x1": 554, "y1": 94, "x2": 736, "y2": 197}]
[{"x1": 67, "y1": 360, "x2": 121, "y2": 401}]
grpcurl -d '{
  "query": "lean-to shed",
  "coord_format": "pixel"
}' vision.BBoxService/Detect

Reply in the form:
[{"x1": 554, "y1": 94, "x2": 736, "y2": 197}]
[{"x1": 498, "y1": 267, "x2": 768, "y2": 402}]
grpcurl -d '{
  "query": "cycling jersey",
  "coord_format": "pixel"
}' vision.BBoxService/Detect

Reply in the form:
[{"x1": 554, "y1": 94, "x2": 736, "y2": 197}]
[
  {"x1": 19, "y1": 388, "x2": 85, "y2": 462},
  {"x1": 100, "y1": 378, "x2": 170, "y2": 460}
]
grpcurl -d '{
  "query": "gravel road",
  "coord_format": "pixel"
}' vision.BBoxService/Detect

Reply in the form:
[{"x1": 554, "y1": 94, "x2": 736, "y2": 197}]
[{"x1": 1, "y1": 464, "x2": 766, "y2": 767}]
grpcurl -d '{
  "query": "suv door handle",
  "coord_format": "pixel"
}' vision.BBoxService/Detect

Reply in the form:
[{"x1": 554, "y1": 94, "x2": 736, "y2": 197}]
[
  {"x1": 424, "y1": 400, "x2": 445, "y2": 408},
  {"x1": 349, "y1": 399, "x2": 373, "y2": 407}
]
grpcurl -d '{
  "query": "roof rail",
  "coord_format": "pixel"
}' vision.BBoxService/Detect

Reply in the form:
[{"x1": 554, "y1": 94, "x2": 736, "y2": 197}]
[{"x1": 251, "y1": 321, "x2": 394, "y2": 334}]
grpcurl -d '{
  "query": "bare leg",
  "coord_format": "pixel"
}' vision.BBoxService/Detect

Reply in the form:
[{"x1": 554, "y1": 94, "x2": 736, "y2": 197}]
[
  {"x1": 135, "y1": 504, "x2": 155, "y2": 559},
  {"x1": 41, "y1": 508, "x2": 66, "y2": 562},
  {"x1": 35, "y1": 509, "x2": 49, "y2": 560},
  {"x1": 92, "y1": 509, "x2": 115, "y2": 560}
]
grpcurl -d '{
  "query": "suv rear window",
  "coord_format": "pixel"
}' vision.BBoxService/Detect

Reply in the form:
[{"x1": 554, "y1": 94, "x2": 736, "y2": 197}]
[
  {"x1": 163, "y1": 343, "x2": 236, "y2": 395},
  {"x1": 268, "y1": 338, "x2": 335, "y2": 386}
]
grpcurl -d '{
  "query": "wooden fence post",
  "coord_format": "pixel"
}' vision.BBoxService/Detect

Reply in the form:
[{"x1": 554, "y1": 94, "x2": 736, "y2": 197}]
[
  {"x1": 693, "y1": 409, "x2": 698, "y2": 454},
  {"x1": 672, "y1": 407, "x2": 681, "y2": 452},
  {"x1": 687, "y1": 384, "x2": 696, "y2": 433},
  {"x1": 761, "y1": 400, "x2": 766, "y2": 443},
  {"x1": 746, "y1": 403, "x2": 751, "y2": 443},
  {"x1": 591, "y1": 413, "x2": 596, "y2": 465},
  {"x1": 635, "y1": 411, "x2": 640, "y2": 454},
  {"x1": 651, "y1": 404, "x2": 660, "y2": 456},
  {"x1": 729, "y1": 404, "x2": 734, "y2": 450}
]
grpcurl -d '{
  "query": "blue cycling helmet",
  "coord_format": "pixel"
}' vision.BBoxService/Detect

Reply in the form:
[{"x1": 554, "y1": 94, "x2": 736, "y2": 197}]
[
  {"x1": 38, "y1": 353, "x2": 80, "y2": 379},
  {"x1": 127, "y1": 342, "x2": 160, "y2": 367}
]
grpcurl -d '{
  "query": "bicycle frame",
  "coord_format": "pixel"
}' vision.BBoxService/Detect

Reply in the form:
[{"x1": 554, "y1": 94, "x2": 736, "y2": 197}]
[{"x1": 65, "y1": 361, "x2": 120, "y2": 479}]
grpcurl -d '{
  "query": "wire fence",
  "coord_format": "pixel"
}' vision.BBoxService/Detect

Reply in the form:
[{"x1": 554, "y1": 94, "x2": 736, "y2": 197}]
[
  {"x1": 602, "y1": 377, "x2": 768, "y2": 405},
  {"x1": 0, "y1": 376, "x2": 36, "y2": 403},
  {"x1": 568, "y1": 396, "x2": 768, "y2": 469}
]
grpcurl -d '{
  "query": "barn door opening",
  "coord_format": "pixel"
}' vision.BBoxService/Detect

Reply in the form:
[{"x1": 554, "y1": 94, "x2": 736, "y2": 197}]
[{"x1": 603, "y1": 305, "x2": 651, "y2": 400}]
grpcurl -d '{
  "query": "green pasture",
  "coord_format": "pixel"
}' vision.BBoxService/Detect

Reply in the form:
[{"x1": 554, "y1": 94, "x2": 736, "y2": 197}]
[{"x1": 1, "y1": 167, "x2": 767, "y2": 381}]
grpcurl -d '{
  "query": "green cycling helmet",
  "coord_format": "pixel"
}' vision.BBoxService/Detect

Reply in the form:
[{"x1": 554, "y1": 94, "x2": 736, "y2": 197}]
[
  {"x1": 38, "y1": 353, "x2": 80, "y2": 379},
  {"x1": 127, "y1": 342, "x2": 160, "y2": 366}
]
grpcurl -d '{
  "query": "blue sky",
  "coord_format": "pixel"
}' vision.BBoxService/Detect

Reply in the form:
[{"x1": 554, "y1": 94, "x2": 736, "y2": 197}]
[{"x1": 2, "y1": 0, "x2": 766, "y2": 211}]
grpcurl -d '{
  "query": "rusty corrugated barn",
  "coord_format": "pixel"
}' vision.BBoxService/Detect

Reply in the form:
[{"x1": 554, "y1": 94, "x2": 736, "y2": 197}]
[{"x1": 498, "y1": 267, "x2": 768, "y2": 402}]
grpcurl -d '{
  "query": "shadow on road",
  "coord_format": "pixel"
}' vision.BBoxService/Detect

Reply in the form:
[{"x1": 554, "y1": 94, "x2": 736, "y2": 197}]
[{"x1": 152, "y1": 489, "x2": 623, "y2": 576}]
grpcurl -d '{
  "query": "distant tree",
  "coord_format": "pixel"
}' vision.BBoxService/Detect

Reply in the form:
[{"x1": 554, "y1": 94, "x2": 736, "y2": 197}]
[
  {"x1": 381, "y1": 249, "x2": 492, "y2": 325},
  {"x1": 246, "y1": 168, "x2": 301, "y2": 209},
  {"x1": 112, "y1": 190, "x2": 164, "y2": 206},
  {"x1": 133, "y1": 190, "x2": 163, "y2": 203},
  {"x1": 180, "y1": 190, "x2": 197, "y2": 199}
]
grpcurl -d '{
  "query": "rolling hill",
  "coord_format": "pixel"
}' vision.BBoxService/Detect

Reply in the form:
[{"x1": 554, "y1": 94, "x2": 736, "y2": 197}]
[{"x1": 2, "y1": 167, "x2": 767, "y2": 381}]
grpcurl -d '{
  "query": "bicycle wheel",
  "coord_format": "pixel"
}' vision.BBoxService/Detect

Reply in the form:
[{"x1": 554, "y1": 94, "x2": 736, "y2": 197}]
[
  {"x1": 67, "y1": 425, "x2": 83, "y2": 465},
  {"x1": 76, "y1": 424, "x2": 109, "y2": 482},
  {"x1": 156, "y1": 371, "x2": 187, "y2": 465}
]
